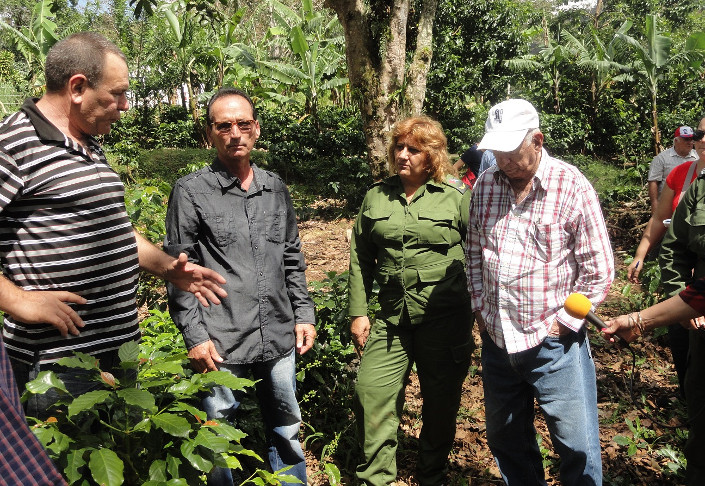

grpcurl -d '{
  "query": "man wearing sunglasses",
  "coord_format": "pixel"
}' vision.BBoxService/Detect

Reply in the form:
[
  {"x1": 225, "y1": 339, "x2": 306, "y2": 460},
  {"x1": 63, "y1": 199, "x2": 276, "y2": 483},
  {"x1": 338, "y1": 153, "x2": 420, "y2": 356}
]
[{"x1": 165, "y1": 88, "x2": 316, "y2": 486}]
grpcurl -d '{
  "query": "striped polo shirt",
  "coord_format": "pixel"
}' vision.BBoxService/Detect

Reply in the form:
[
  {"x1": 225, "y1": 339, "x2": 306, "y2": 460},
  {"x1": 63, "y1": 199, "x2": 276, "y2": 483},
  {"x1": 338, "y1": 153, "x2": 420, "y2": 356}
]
[{"x1": 0, "y1": 99, "x2": 141, "y2": 366}]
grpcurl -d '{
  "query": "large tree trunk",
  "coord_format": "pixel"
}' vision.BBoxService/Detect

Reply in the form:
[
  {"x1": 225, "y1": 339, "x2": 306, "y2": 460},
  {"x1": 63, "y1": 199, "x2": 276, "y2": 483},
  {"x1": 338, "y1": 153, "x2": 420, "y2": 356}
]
[{"x1": 324, "y1": 0, "x2": 438, "y2": 180}]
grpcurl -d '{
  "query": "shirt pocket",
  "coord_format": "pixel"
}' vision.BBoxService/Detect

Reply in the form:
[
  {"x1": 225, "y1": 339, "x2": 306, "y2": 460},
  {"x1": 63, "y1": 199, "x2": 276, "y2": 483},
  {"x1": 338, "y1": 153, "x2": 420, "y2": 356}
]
[
  {"x1": 203, "y1": 212, "x2": 236, "y2": 246},
  {"x1": 417, "y1": 207, "x2": 456, "y2": 246},
  {"x1": 266, "y1": 209, "x2": 286, "y2": 243},
  {"x1": 529, "y1": 222, "x2": 566, "y2": 262},
  {"x1": 686, "y1": 209, "x2": 705, "y2": 255},
  {"x1": 364, "y1": 206, "x2": 401, "y2": 244}
]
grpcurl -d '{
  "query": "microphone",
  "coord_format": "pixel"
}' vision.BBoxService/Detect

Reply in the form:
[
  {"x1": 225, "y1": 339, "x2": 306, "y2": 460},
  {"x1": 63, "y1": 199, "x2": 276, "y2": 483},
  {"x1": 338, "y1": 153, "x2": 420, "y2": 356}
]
[{"x1": 564, "y1": 293, "x2": 605, "y2": 331}]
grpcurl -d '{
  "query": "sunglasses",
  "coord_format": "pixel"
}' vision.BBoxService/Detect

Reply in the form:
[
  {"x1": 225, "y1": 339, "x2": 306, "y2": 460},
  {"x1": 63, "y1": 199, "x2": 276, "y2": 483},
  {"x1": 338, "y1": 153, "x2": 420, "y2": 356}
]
[
  {"x1": 694, "y1": 130, "x2": 705, "y2": 142},
  {"x1": 212, "y1": 120, "x2": 256, "y2": 134}
]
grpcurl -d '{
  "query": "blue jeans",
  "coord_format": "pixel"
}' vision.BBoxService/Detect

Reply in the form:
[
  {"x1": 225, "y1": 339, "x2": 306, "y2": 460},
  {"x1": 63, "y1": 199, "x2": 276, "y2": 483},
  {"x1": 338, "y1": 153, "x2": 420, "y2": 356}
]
[
  {"x1": 481, "y1": 330, "x2": 602, "y2": 486},
  {"x1": 203, "y1": 350, "x2": 306, "y2": 486}
]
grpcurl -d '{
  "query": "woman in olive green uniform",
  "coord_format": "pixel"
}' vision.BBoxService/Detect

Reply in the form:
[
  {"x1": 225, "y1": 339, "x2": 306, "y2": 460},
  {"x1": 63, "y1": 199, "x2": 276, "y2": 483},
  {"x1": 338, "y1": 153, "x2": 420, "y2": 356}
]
[{"x1": 348, "y1": 116, "x2": 474, "y2": 485}]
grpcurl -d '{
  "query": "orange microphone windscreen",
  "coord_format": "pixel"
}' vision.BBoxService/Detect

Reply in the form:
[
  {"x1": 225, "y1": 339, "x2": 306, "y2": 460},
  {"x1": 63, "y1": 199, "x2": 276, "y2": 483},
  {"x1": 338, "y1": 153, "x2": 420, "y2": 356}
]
[{"x1": 564, "y1": 293, "x2": 592, "y2": 320}]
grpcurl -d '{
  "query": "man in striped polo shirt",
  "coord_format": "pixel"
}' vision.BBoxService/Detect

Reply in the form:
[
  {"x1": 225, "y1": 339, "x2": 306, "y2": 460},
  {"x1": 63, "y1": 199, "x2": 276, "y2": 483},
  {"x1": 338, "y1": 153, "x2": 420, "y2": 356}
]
[{"x1": 0, "y1": 32, "x2": 227, "y2": 421}]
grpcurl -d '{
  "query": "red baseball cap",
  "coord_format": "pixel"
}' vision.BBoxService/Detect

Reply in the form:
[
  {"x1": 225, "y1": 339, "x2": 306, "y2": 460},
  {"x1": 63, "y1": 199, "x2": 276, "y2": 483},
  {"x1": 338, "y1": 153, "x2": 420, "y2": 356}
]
[{"x1": 675, "y1": 126, "x2": 694, "y2": 138}]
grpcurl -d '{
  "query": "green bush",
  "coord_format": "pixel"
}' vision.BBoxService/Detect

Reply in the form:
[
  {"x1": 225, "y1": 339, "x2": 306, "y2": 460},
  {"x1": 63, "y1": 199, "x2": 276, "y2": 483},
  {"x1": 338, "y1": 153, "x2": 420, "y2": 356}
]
[
  {"x1": 132, "y1": 148, "x2": 271, "y2": 186},
  {"x1": 297, "y1": 271, "x2": 380, "y2": 479},
  {"x1": 259, "y1": 107, "x2": 372, "y2": 211},
  {"x1": 24, "y1": 341, "x2": 277, "y2": 485}
]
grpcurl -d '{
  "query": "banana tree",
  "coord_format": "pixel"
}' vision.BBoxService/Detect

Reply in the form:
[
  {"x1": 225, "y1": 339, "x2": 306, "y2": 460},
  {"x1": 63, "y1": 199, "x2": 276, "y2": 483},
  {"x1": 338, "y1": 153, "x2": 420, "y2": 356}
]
[
  {"x1": 561, "y1": 23, "x2": 631, "y2": 130},
  {"x1": 0, "y1": 0, "x2": 59, "y2": 91},
  {"x1": 159, "y1": 0, "x2": 221, "y2": 140},
  {"x1": 505, "y1": 27, "x2": 573, "y2": 114},
  {"x1": 615, "y1": 14, "x2": 705, "y2": 154},
  {"x1": 250, "y1": 0, "x2": 349, "y2": 124}
]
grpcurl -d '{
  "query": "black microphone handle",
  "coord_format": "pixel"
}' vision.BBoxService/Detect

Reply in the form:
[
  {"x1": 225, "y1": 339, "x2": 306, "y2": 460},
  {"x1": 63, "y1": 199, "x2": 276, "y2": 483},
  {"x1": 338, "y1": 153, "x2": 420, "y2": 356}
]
[{"x1": 584, "y1": 310, "x2": 606, "y2": 331}]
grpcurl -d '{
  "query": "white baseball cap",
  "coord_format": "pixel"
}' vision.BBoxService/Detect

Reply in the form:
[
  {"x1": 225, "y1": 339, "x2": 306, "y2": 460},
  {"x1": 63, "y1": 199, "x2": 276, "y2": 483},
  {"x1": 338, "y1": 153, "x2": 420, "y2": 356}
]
[{"x1": 477, "y1": 99, "x2": 540, "y2": 152}]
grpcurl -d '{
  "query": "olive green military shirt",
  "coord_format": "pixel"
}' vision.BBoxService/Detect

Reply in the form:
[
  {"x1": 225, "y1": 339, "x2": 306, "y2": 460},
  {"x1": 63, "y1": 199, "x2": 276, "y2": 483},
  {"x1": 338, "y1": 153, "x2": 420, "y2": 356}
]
[
  {"x1": 348, "y1": 175, "x2": 472, "y2": 325},
  {"x1": 660, "y1": 172, "x2": 705, "y2": 298}
]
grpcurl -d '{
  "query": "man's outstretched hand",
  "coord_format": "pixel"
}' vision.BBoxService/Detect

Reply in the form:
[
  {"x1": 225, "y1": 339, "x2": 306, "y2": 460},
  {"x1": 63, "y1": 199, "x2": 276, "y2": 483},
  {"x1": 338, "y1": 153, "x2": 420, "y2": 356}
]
[{"x1": 166, "y1": 253, "x2": 228, "y2": 307}]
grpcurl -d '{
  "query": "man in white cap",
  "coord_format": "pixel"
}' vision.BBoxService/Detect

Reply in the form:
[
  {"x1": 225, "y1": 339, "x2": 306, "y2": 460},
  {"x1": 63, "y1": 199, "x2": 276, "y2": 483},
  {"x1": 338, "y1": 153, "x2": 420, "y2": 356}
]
[
  {"x1": 465, "y1": 99, "x2": 614, "y2": 485},
  {"x1": 647, "y1": 126, "x2": 697, "y2": 213}
]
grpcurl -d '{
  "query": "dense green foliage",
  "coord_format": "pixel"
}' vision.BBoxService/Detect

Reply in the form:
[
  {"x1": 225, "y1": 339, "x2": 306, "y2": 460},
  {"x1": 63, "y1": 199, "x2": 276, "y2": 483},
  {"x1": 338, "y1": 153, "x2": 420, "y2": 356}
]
[
  {"x1": 24, "y1": 332, "x2": 287, "y2": 485},
  {"x1": 1, "y1": 0, "x2": 704, "y2": 483}
]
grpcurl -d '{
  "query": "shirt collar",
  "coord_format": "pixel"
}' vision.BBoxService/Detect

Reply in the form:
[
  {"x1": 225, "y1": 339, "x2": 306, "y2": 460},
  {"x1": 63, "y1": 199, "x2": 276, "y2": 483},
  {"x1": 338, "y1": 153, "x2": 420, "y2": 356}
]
[
  {"x1": 381, "y1": 174, "x2": 444, "y2": 192},
  {"x1": 211, "y1": 158, "x2": 264, "y2": 191},
  {"x1": 20, "y1": 98, "x2": 103, "y2": 155}
]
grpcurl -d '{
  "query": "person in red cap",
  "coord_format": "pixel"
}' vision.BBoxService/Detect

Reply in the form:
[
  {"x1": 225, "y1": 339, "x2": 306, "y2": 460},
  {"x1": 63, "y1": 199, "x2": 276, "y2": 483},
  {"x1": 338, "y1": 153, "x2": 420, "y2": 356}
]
[{"x1": 647, "y1": 125, "x2": 697, "y2": 214}]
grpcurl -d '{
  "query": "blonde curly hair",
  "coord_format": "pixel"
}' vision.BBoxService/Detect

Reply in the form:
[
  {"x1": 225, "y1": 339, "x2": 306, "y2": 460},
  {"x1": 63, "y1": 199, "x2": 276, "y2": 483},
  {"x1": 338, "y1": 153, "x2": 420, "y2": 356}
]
[{"x1": 387, "y1": 116, "x2": 456, "y2": 183}]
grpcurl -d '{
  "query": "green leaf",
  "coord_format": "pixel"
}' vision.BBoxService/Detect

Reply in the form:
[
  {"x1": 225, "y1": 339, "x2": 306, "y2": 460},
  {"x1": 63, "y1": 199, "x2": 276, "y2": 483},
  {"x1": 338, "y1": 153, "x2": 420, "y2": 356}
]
[
  {"x1": 613, "y1": 435, "x2": 631, "y2": 446},
  {"x1": 31, "y1": 426, "x2": 54, "y2": 448},
  {"x1": 290, "y1": 25, "x2": 309, "y2": 56},
  {"x1": 65, "y1": 449, "x2": 89, "y2": 484},
  {"x1": 180, "y1": 439, "x2": 213, "y2": 472},
  {"x1": 152, "y1": 413, "x2": 192, "y2": 438},
  {"x1": 207, "y1": 421, "x2": 246, "y2": 442},
  {"x1": 163, "y1": 8, "x2": 182, "y2": 44},
  {"x1": 194, "y1": 428, "x2": 229, "y2": 453},
  {"x1": 166, "y1": 454, "x2": 182, "y2": 479},
  {"x1": 168, "y1": 380, "x2": 200, "y2": 396},
  {"x1": 199, "y1": 371, "x2": 255, "y2": 391},
  {"x1": 118, "y1": 340, "x2": 140, "y2": 363},
  {"x1": 148, "y1": 459, "x2": 167, "y2": 481},
  {"x1": 57, "y1": 352, "x2": 100, "y2": 370},
  {"x1": 169, "y1": 401, "x2": 206, "y2": 421},
  {"x1": 323, "y1": 462, "x2": 342, "y2": 485},
  {"x1": 25, "y1": 370, "x2": 68, "y2": 395},
  {"x1": 117, "y1": 388, "x2": 155, "y2": 410},
  {"x1": 46, "y1": 429, "x2": 74, "y2": 453},
  {"x1": 148, "y1": 360, "x2": 185, "y2": 375},
  {"x1": 627, "y1": 443, "x2": 637, "y2": 456},
  {"x1": 222, "y1": 454, "x2": 242, "y2": 470},
  {"x1": 89, "y1": 448, "x2": 124, "y2": 486},
  {"x1": 68, "y1": 390, "x2": 112, "y2": 417}
]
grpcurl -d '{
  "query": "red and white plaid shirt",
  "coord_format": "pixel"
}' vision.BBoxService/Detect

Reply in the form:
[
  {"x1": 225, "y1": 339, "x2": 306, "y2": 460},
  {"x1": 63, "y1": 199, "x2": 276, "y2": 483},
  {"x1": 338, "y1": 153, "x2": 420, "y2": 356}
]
[{"x1": 466, "y1": 149, "x2": 614, "y2": 353}]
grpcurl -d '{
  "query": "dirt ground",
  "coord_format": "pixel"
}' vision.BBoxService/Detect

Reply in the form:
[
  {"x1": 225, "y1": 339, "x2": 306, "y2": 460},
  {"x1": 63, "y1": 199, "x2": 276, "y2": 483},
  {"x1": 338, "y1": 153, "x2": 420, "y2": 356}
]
[{"x1": 298, "y1": 213, "x2": 687, "y2": 486}]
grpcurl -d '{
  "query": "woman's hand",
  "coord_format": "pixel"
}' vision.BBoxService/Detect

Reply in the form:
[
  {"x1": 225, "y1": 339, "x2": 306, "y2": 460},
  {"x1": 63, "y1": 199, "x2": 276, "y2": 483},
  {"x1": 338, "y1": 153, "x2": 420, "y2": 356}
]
[
  {"x1": 626, "y1": 259, "x2": 643, "y2": 283},
  {"x1": 683, "y1": 315, "x2": 705, "y2": 330},
  {"x1": 603, "y1": 315, "x2": 640, "y2": 343},
  {"x1": 350, "y1": 316, "x2": 371, "y2": 354}
]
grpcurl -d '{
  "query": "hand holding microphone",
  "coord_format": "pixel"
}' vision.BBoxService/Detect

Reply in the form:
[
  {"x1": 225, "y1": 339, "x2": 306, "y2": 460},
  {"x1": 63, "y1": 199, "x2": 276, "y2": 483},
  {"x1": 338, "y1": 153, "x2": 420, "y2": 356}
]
[{"x1": 564, "y1": 293, "x2": 628, "y2": 345}]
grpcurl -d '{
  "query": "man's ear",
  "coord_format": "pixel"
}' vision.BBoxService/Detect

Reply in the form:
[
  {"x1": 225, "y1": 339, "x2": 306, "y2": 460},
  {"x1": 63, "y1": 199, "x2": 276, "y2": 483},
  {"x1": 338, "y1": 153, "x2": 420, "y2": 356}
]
[
  {"x1": 68, "y1": 74, "x2": 89, "y2": 104},
  {"x1": 532, "y1": 131, "x2": 544, "y2": 150}
]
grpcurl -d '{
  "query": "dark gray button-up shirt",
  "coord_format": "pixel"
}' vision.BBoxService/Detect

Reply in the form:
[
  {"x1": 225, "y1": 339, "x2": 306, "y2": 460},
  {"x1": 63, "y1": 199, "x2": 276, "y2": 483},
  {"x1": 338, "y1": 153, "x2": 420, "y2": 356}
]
[{"x1": 165, "y1": 161, "x2": 315, "y2": 364}]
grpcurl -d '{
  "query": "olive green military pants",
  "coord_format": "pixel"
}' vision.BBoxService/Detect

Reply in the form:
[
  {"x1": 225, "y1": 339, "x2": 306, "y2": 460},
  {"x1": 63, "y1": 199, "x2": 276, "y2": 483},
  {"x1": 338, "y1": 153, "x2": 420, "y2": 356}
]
[
  {"x1": 354, "y1": 313, "x2": 474, "y2": 486},
  {"x1": 685, "y1": 330, "x2": 705, "y2": 485}
]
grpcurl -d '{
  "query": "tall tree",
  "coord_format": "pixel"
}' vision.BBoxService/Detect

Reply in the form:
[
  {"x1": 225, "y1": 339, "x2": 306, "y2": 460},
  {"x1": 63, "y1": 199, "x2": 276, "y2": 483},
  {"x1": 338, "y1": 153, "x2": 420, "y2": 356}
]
[
  {"x1": 324, "y1": 0, "x2": 438, "y2": 178},
  {"x1": 615, "y1": 14, "x2": 705, "y2": 154}
]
